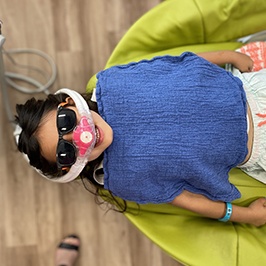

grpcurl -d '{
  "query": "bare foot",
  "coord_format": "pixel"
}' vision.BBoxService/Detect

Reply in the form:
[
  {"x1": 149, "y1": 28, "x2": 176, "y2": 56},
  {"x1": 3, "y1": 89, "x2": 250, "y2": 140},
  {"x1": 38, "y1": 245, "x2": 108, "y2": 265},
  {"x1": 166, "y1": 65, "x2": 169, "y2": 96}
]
[{"x1": 55, "y1": 235, "x2": 80, "y2": 266}]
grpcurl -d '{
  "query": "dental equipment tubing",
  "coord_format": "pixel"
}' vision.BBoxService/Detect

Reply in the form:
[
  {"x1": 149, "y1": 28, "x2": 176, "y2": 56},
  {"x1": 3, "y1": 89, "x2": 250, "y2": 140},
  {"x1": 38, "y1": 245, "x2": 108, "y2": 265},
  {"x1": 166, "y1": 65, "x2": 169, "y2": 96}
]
[{"x1": 0, "y1": 21, "x2": 57, "y2": 127}]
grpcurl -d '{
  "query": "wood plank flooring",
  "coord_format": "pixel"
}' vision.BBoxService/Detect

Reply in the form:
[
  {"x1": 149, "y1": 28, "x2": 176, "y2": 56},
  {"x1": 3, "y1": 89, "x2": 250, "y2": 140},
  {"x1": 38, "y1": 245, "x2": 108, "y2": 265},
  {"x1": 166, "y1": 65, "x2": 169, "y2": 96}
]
[{"x1": 0, "y1": 0, "x2": 183, "y2": 265}]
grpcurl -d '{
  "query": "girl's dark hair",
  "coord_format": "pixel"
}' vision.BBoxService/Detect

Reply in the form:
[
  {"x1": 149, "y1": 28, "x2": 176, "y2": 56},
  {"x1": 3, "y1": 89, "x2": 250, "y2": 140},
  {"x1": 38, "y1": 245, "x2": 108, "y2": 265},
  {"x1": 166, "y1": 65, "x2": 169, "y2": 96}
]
[
  {"x1": 15, "y1": 93, "x2": 66, "y2": 176},
  {"x1": 15, "y1": 92, "x2": 127, "y2": 212}
]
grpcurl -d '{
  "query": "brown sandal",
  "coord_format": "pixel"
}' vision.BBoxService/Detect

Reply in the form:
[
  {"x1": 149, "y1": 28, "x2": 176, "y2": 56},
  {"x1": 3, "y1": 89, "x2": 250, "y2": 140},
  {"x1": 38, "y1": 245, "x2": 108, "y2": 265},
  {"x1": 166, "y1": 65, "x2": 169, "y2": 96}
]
[{"x1": 55, "y1": 235, "x2": 80, "y2": 266}]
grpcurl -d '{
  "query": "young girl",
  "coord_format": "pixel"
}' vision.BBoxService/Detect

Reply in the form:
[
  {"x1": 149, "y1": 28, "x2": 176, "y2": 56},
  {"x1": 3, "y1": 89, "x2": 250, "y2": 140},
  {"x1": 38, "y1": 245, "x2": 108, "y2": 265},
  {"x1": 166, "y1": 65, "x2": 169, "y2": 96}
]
[{"x1": 15, "y1": 50, "x2": 266, "y2": 227}]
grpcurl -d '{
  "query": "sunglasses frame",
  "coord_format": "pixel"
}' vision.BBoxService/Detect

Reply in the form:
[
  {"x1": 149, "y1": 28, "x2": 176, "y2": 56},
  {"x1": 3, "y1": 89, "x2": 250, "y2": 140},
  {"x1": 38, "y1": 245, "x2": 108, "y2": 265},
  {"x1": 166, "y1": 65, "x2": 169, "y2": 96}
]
[{"x1": 56, "y1": 103, "x2": 78, "y2": 169}]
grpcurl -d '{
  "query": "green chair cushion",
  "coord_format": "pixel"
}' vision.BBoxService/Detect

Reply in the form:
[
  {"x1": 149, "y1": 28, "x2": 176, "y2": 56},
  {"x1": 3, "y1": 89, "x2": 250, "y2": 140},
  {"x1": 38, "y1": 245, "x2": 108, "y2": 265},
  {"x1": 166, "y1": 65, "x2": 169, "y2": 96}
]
[{"x1": 86, "y1": 0, "x2": 266, "y2": 265}]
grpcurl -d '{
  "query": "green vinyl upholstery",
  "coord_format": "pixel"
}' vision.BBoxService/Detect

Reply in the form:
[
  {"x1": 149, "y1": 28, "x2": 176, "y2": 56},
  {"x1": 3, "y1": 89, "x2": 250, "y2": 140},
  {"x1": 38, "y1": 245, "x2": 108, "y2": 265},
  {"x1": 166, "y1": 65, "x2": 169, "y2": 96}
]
[{"x1": 87, "y1": 1, "x2": 266, "y2": 265}]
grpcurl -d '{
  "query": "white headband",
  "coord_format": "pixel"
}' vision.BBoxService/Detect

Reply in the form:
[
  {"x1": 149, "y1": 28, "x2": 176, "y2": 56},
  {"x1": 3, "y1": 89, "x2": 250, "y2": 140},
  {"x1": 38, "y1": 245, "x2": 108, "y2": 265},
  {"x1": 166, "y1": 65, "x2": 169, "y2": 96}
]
[{"x1": 15, "y1": 88, "x2": 95, "y2": 183}]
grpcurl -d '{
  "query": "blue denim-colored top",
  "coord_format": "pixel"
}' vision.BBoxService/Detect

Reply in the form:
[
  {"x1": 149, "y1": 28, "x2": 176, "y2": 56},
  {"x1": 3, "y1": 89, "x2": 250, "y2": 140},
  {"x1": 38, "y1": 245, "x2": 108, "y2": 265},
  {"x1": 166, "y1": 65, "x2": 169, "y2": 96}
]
[{"x1": 96, "y1": 52, "x2": 248, "y2": 204}]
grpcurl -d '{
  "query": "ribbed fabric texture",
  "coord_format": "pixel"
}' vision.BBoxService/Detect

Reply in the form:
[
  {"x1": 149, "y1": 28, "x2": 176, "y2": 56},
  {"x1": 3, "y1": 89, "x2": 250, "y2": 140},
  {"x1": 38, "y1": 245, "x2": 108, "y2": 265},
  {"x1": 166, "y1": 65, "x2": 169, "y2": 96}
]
[{"x1": 96, "y1": 52, "x2": 248, "y2": 204}]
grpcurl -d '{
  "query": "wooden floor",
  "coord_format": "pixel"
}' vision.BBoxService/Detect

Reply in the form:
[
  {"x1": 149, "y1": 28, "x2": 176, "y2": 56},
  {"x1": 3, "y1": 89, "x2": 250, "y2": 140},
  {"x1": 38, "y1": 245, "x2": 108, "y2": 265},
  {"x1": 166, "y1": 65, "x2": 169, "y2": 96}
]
[{"x1": 0, "y1": 0, "x2": 183, "y2": 265}]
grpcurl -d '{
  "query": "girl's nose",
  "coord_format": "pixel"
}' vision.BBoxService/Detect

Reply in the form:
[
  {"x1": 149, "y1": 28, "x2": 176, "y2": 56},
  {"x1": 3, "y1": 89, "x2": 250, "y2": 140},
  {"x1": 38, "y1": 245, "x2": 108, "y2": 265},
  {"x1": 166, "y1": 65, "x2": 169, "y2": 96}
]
[{"x1": 63, "y1": 132, "x2": 73, "y2": 142}]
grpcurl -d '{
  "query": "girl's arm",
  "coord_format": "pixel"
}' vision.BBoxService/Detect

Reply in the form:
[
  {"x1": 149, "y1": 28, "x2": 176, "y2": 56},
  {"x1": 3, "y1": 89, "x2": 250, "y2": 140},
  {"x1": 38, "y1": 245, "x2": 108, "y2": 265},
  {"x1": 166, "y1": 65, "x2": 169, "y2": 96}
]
[
  {"x1": 197, "y1": 50, "x2": 254, "y2": 73},
  {"x1": 171, "y1": 190, "x2": 266, "y2": 227}
]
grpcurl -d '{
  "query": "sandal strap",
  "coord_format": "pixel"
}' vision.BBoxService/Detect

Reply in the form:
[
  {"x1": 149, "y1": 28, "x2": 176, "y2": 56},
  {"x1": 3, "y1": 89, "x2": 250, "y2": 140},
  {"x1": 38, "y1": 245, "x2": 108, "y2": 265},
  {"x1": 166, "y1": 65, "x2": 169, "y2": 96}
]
[{"x1": 58, "y1": 242, "x2": 79, "y2": 251}]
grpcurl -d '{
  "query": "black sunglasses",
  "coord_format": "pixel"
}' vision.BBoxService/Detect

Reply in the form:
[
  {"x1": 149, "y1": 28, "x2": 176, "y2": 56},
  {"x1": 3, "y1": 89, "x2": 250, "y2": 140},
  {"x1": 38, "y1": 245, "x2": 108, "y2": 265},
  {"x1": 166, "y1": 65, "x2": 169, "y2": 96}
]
[{"x1": 56, "y1": 104, "x2": 77, "y2": 169}]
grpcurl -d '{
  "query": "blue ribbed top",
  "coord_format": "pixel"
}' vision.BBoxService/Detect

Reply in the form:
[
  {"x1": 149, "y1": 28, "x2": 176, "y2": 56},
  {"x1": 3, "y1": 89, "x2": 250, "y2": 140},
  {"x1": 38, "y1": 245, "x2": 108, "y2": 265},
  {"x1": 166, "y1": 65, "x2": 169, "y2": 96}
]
[{"x1": 96, "y1": 52, "x2": 248, "y2": 204}]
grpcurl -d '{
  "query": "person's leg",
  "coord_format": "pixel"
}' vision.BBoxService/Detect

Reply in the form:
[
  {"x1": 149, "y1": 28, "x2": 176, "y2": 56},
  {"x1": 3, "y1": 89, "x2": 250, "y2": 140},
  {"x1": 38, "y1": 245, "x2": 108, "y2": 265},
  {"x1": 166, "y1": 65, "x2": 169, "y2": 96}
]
[{"x1": 55, "y1": 235, "x2": 80, "y2": 266}]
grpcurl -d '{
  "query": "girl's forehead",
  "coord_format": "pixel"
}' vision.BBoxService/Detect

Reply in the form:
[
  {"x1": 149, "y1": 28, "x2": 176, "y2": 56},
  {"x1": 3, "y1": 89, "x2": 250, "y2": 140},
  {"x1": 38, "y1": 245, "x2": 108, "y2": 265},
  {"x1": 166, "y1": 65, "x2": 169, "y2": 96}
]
[
  {"x1": 37, "y1": 110, "x2": 58, "y2": 162},
  {"x1": 40, "y1": 109, "x2": 57, "y2": 127}
]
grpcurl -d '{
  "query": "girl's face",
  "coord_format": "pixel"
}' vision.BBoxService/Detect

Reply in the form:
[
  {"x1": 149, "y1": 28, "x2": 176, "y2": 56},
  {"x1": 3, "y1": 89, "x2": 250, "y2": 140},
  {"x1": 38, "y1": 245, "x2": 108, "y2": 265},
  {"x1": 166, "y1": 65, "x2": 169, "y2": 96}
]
[{"x1": 36, "y1": 103, "x2": 113, "y2": 164}]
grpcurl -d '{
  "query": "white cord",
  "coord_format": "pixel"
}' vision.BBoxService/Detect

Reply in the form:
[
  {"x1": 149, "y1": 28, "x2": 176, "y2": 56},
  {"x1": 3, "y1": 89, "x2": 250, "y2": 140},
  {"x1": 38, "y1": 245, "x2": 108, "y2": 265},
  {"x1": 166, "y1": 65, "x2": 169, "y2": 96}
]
[
  {"x1": 3, "y1": 48, "x2": 57, "y2": 94},
  {"x1": 0, "y1": 32, "x2": 57, "y2": 127}
]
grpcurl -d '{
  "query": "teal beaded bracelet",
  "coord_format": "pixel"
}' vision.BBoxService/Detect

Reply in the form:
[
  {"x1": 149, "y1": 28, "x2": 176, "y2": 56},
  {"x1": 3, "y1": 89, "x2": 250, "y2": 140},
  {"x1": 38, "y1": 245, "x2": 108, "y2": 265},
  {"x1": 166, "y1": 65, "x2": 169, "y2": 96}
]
[{"x1": 218, "y1": 202, "x2": 232, "y2": 222}]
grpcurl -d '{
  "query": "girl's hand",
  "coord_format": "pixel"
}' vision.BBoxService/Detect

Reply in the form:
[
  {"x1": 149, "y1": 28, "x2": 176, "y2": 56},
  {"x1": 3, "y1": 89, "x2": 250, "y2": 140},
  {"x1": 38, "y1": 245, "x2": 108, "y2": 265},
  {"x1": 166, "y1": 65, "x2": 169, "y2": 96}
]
[
  {"x1": 231, "y1": 52, "x2": 254, "y2": 73},
  {"x1": 171, "y1": 191, "x2": 266, "y2": 226},
  {"x1": 247, "y1": 198, "x2": 266, "y2": 227},
  {"x1": 198, "y1": 50, "x2": 254, "y2": 72}
]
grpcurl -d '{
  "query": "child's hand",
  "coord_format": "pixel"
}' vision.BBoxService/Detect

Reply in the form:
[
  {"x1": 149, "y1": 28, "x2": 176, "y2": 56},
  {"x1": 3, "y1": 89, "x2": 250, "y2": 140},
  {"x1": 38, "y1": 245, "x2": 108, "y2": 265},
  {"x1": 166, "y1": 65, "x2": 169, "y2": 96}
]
[
  {"x1": 232, "y1": 52, "x2": 254, "y2": 73},
  {"x1": 248, "y1": 198, "x2": 266, "y2": 227}
]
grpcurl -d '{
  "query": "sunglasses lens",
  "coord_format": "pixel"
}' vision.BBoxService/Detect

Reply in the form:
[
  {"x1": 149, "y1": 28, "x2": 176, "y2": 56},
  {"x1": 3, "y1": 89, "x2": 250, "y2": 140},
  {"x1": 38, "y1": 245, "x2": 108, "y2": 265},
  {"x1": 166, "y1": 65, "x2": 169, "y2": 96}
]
[
  {"x1": 57, "y1": 140, "x2": 76, "y2": 167},
  {"x1": 57, "y1": 108, "x2": 76, "y2": 134}
]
